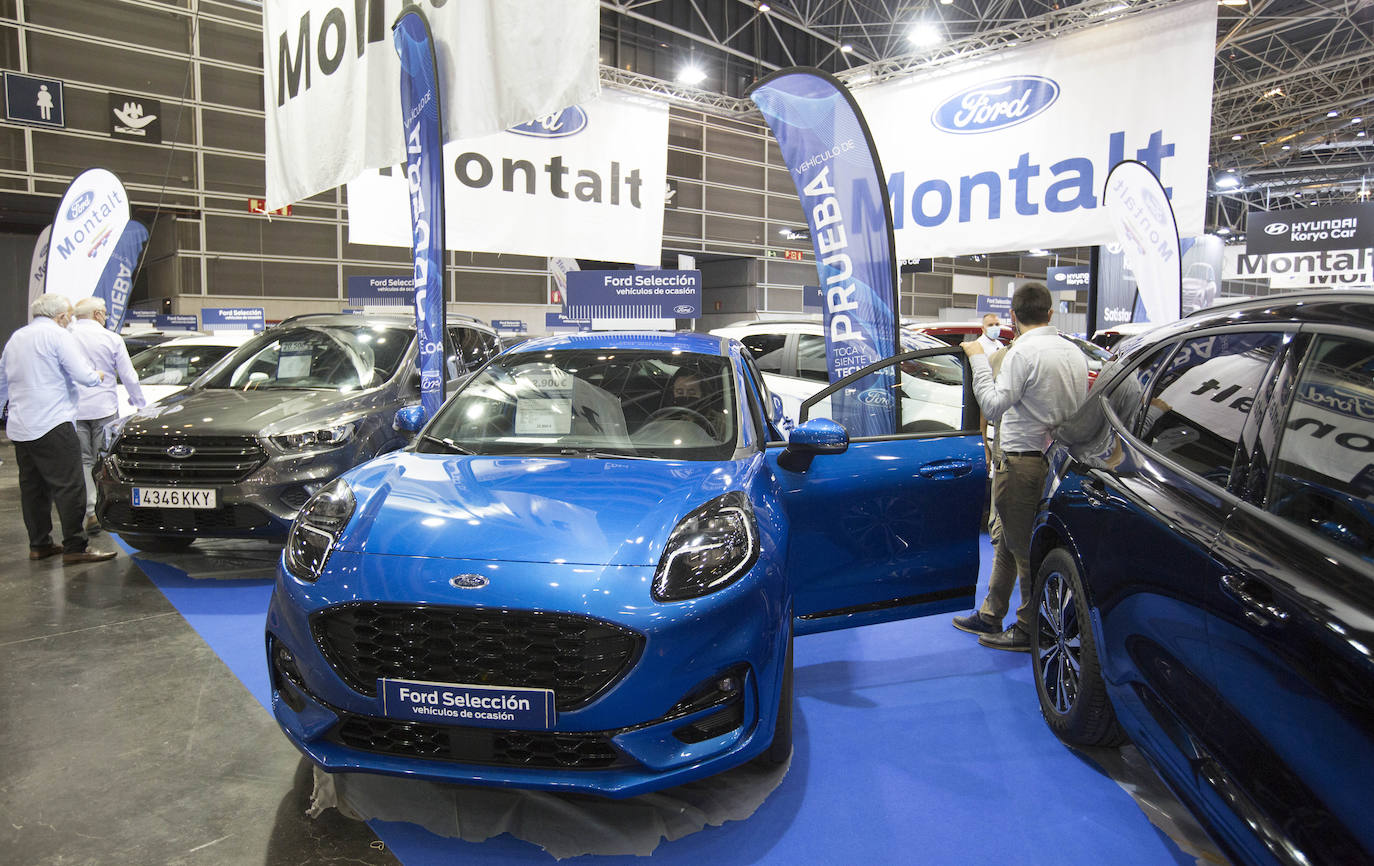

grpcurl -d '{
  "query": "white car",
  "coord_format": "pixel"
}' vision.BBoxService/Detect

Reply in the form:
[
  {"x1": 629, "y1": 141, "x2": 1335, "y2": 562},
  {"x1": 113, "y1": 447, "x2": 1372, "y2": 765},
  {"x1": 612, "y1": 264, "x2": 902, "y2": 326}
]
[
  {"x1": 119, "y1": 332, "x2": 257, "y2": 415},
  {"x1": 708, "y1": 319, "x2": 965, "y2": 432}
]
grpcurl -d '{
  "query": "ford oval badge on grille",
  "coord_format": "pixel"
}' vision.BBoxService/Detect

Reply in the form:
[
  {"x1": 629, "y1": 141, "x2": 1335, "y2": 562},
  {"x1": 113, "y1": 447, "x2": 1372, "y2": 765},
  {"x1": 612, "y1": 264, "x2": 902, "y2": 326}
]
[
  {"x1": 165, "y1": 444, "x2": 195, "y2": 459},
  {"x1": 451, "y1": 574, "x2": 489, "y2": 589}
]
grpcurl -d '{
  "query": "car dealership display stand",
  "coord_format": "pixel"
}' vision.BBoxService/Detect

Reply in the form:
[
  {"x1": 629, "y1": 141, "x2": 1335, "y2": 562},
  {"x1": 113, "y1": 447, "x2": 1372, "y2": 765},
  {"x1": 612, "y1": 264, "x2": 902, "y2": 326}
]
[{"x1": 307, "y1": 756, "x2": 791, "y2": 858}]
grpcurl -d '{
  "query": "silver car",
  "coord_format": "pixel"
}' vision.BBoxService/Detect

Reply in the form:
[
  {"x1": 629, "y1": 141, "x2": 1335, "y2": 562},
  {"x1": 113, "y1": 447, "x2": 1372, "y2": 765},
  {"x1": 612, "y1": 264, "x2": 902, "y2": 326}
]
[{"x1": 95, "y1": 313, "x2": 499, "y2": 551}]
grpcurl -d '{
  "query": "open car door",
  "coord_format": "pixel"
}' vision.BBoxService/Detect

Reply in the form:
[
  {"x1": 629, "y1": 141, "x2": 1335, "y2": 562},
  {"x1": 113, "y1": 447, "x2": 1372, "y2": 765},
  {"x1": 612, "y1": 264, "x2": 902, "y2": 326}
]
[{"x1": 765, "y1": 347, "x2": 987, "y2": 634}]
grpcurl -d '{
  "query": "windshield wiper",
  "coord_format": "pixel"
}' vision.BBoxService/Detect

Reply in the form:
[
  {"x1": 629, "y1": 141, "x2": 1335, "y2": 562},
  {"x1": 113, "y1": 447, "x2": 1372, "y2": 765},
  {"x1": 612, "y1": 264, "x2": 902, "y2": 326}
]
[
  {"x1": 558, "y1": 447, "x2": 652, "y2": 460},
  {"x1": 419, "y1": 434, "x2": 475, "y2": 455}
]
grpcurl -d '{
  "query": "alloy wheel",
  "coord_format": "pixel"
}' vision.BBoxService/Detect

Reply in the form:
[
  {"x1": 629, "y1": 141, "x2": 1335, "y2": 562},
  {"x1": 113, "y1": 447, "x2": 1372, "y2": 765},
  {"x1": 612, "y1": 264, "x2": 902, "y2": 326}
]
[{"x1": 1037, "y1": 570, "x2": 1082, "y2": 715}]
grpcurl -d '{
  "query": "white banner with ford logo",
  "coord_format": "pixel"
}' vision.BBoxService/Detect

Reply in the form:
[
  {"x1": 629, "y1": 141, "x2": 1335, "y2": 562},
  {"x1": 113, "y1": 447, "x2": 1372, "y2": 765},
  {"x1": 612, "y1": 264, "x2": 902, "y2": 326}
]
[
  {"x1": 263, "y1": 0, "x2": 600, "y2": 211},
  {"x1": 854, "y1": 0, "x2": 1216, "y2": 260},
  {"x1": 45, "y1": 167, "x2": 130, "y2": 299},
  {"x1": 346, "y1": 91, "x2": 669, "y2": 264}
]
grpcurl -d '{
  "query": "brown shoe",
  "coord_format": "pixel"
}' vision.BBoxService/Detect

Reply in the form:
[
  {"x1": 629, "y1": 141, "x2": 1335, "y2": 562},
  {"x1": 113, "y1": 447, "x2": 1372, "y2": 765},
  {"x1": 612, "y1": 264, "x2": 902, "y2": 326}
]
[
  {"x1": 62, "y1": 549, "x2": 117, "y2": 565},
  {"x1": 84, "y1": 516, "x2": 101, "y2": 533},
  {"x1": 29, "y1": 544, "x2": 63, "y2": 560}
]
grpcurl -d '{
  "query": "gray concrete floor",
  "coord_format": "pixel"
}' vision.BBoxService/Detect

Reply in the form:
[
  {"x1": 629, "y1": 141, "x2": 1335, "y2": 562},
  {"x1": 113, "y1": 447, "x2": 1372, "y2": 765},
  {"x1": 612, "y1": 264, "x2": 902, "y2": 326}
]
[{"x1": 0, "y1": 445, "x2": 397, "y2": 866}]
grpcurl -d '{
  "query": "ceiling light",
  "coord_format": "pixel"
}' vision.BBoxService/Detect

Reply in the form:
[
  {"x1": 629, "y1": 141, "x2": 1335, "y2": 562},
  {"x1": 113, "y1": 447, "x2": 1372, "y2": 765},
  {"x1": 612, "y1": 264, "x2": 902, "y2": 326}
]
[
  {"x1": 1027, "y1": 249, "x2": 1050, "y2": 256},
  {"x1": 941, "y1": 0, "x2": 954, "y2": 5},
  {"x1": 840, "y1": 43, "x2": 853, "y2": 53},
  {"x1": 1281, "y1": 144, "x2": 1291, "y2": 150},
  {"x1": 757, "y1": 2, "x2": 771, "y2": 11},
  {"x1": 1216, "y1": 174, "x2": 1242, "y2": 189},
  {"x1": 1262, "y1": 86, "x2": 1283, "y2": 98},
  {"x1": 1328, "y1": 109, "x2": 1341, "y2": 117},
  {"x1": 1232, "y1": 134, "x2": 1243, "y2": 140},
  {"x1": 1218, "y1": 0, "x2": 1247, "y2": 6},
  {"x1": 676, "y1": 65, "x2": 706, "y2": 86},
  {"x1": 1360, "y1": 131, "x2": 1369, "y2": 138},
  {"x1": 907, "y1": 22, "x2": 944, "y2": 47},
  {"x1": 1217, "y1": 227, "x2": 1231, "y2": 235}
]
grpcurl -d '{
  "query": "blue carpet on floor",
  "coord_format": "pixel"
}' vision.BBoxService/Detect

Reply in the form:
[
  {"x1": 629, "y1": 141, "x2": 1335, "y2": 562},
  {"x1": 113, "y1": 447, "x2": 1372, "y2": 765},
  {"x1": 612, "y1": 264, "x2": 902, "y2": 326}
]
[{"x1": 124, "y1": 534, "x2": 1193, "y2": 865}]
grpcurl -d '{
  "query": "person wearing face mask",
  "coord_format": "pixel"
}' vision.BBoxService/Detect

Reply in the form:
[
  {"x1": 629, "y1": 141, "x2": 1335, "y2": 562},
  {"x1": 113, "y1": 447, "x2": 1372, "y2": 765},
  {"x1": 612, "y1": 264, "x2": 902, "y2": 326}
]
[
  {"x1": 977, "y1": 312, "x2": 1004, "y2": 354},
  {"x1": 0, "y1": 294, "x2": 117, "y2": 564},
  {"x1": 952, "y1": 283, "x2": 1088, "y2": 651}
]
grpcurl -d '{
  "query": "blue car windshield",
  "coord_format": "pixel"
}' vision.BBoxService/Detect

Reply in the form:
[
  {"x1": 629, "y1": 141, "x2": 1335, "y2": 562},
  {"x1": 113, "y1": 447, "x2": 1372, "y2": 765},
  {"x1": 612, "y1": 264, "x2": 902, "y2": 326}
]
[{"x1": 421, "y1": 349, "x2": 739, "y2": 460}]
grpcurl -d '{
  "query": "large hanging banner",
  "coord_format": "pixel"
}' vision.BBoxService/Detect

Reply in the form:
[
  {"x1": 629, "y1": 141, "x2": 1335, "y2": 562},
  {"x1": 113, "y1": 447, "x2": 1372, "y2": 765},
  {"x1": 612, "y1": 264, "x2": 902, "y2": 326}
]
[
  {"x1": 854, "y1": 0, "x2": 1215, "y2": 260},
  {"x1": 263, "y1": 0, "x2": 600, "y2": 211},
  {"x1": 393, "y1": 7, "x2": 446, "y2": 419},
  {"x1": 45, "y1": 167, "x2": 129, "y2": 299},
  {"x1": 347, "y1": 91, "x2": 669, "y2": 265},
  {"x1": 1102, "y1": 160, "x2": 1181, "y2": 326},
  {"x1": 92, "y1": 220, "x2": 148, "y2": 332},
  {"x1": 750, "y1": 68, "x2": 898, "y2": 438},
  {"x1": 27, "y1": 225, "x2": 50, "y2": 306}
]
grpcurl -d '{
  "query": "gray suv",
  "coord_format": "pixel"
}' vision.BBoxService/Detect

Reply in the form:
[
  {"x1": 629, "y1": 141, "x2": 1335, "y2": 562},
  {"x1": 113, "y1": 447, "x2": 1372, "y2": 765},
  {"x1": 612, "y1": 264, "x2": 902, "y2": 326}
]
[{"x1": 95, "y1": 312, "x2": 499, "y2": 551}]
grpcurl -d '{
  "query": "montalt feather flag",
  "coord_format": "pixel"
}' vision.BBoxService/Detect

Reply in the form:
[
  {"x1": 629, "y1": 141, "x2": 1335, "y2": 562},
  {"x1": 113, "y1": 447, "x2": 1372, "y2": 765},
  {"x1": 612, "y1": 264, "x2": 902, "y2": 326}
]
[
  {"x1": 749, "y1": 68, "x2": 900, "y2": 437},
  {"x1": 393, "y1": 7, "x2": 446, "y2": 418},
  {"x1": 92, "y1": 220, "x2": 149, "y2": 332},
  {"x1": 264, "y1": 0, "x2": 600, "y2": 210},
  {"x1": 46, "y1": 168, "x2": 130, "y2": 299},
  {"x1": 27, "y1": 225, "x2": 50, "y2": 306},
  {"x1": 1103, "y1": 160, "x2": 1181, "y2": 325}
]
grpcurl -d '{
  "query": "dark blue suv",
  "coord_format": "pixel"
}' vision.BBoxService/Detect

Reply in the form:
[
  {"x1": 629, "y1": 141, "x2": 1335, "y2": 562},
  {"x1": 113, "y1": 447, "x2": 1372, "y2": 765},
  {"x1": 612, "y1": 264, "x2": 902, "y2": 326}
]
[{"x1": 1028, "y1": 291, "x2": 1374, "y2": 866}]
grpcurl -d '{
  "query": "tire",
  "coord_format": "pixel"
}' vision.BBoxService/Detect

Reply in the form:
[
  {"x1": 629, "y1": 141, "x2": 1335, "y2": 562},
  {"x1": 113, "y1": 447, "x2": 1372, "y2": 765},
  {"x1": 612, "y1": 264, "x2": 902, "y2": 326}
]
[
  {"x1": 1030, "y1": 548, "x2": 1127, "y2": 748},
  {"x1": 754, "y1": 626, "x2": 793, "y2": 767},
  {"x1": 122, "y1": 534, "x2": 196, "y2": 553}
]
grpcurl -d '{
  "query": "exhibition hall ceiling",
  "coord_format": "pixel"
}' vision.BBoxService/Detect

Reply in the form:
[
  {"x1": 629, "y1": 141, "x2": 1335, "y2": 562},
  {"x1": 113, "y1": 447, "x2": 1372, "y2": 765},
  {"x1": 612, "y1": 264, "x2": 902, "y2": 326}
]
[{"x1": 600, "y1": 0, "x2": 1374, "y2": 231}]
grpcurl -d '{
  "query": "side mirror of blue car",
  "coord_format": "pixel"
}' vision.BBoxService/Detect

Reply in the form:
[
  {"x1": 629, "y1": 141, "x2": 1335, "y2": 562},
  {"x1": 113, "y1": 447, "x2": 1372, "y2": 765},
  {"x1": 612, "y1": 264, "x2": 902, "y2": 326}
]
[
  {"x1": 780, "y1": 418, "x2": 847, "y2": 471},
  {"x1": 393, "y1": 405, "x2": 426, "y2": 434}
]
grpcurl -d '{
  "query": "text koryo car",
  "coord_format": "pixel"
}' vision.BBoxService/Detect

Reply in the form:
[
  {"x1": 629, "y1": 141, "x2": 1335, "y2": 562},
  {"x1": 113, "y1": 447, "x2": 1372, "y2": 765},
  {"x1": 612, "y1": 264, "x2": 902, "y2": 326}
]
[{"x1": 267, "y1": 331, "x2": 985, "y2": 796}]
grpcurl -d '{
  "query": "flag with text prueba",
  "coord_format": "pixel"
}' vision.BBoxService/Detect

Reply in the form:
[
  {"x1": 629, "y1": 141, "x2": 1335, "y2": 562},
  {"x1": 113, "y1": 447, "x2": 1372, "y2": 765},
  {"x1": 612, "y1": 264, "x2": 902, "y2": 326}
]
[
  {"x1": 92, "y1": 220, "x2": 148, "y2": 333},
  {"x1": 749, "y1": 68, "x2": 899, "y2": 437},
  {"x1": 1103, "y1": 160, "x2": 1181, "y2": 325},
  {"x1": 46, "y1": 167, "x2": 130, "y2": 299},
  {"x1": 394, "y1": 7, "x2": 446, "y2": 419},
  {"x1": 263, "y1": 0, "x2": 600, "y2": 211}
]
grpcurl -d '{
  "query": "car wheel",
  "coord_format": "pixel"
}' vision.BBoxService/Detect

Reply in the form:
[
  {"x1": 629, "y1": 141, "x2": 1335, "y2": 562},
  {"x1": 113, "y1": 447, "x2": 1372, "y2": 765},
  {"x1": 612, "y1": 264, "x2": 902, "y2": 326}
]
[
  {"x1": 1030, "y1": 548, "x2": 1126, "y2": 747},
  {"x1": 754, "y1": 625, "x2": 793, "y2": 767},
  {"x1": 122, "y1": 534, "x2": 196, "y2": 553}
]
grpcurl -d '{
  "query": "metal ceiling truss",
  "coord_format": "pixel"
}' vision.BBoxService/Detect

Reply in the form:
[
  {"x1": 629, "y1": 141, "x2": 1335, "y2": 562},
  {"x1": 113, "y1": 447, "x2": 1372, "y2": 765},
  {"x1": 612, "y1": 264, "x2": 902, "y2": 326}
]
[{"x1": 601, "y1": 0, "x2": 1374, "y2": 234}]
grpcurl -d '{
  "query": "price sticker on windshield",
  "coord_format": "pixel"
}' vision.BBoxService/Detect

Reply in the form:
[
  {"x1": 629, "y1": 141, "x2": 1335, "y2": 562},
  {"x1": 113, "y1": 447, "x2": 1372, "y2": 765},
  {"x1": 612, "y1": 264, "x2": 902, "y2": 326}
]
[
  {"x1": 517, "y1": 365, "x2": 574, "y2": 398},
  {"x1": 515, "y1": 398, "x2": 572, "y2": 435},
  {"x1": 277, "y1": 340, "x2": 312, "y2": 379}
]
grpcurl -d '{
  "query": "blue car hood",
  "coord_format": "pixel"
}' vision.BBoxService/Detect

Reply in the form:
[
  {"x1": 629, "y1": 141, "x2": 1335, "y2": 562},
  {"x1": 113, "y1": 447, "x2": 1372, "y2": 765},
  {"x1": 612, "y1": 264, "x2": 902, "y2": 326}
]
[{"x1": 337, "y1": 452, "x2": 750, "y2": 567}]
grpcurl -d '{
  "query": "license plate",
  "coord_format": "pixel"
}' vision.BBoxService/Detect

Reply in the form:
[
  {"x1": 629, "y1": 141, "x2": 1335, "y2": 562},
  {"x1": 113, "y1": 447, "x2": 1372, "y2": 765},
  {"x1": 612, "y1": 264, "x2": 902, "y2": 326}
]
[
  {"x1": 379, "y1": 678, "x2": 557, "y2": 729},
  {"x1": 132, "y1": 487, "x2": 217, "y2": 509}
]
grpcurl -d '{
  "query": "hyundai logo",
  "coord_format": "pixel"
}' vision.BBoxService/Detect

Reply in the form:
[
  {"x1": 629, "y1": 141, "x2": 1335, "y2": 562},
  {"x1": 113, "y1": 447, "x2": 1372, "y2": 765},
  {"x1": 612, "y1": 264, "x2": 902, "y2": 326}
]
[
  {"x1": 66, "y1": 190, "x2": 95, "y2": 221},
  {"x1": 509, "y1": 107, "x2": 588, "y2": 138},
  {"x1": 1053, "y1": 271, "x2": 1066, "y2": 281},
  {"x1": 858, "y1": 388, "x2": 893, "y2": 408},
  {"x1": 450, "y1": 573, "x2": 489, "y2": 589},
  {"x1": 165, "y1": 444, "x2": 195, "y2": 459},
  {"x1": 673, "y1": 304, "x2": 695, "y2": 315},
  {"x1": 931, "y1": 75, "x2": 1060, "y2": 134},
  {"x1": 1265, "y1": 222, "x2": 1290, "y2": 235}
]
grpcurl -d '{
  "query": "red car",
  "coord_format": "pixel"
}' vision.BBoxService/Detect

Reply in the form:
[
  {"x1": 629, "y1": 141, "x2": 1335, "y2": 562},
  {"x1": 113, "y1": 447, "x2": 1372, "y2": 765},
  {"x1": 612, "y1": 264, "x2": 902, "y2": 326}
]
[{"x1": 905, "y1": 320, "x2": 1015, "y2": 347}]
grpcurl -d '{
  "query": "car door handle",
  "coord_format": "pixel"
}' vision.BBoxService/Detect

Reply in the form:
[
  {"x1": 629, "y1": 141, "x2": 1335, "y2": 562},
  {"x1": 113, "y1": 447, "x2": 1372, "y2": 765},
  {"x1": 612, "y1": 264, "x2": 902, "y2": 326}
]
[
  {"x1": 1081, "y1": 477, "x2": 1108, "y2": 505},
  {"x1": 1219, "y1": 574, "x2": 1290, "y2": 626},
  {"x1": 917, "y1": 459, "x2": 973, "y2": 479}
]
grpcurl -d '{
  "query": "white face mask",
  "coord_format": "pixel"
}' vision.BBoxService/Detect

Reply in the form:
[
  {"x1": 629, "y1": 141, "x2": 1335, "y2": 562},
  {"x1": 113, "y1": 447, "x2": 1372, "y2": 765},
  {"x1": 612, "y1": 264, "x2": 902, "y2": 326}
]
[{"x1": 985, "y1": 325, "x2": 1000, "y2": 340}]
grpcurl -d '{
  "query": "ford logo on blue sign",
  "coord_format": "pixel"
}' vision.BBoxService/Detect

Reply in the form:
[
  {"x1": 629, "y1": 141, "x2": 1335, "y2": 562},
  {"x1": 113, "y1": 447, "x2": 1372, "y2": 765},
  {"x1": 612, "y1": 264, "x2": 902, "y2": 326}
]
[
  {"x1": 509, "y1": 107, "x2": 588, "y2": 139},
  {"x1": 931, "y1": 75, "x2": 1060, "y2": 134},
  {"x1": 673, "y1": 304, "x2": 695, "y2": 315},
  {"x1": 67, "y1": 190, "x2": 95, "y2": 221},
  {"x1": 858, "y1": 388, "x2": 893, "y2": 408}
]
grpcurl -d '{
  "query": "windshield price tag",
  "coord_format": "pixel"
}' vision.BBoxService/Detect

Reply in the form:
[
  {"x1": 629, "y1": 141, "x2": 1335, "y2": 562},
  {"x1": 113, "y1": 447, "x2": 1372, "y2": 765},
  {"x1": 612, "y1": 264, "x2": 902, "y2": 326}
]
[
  {"x1": 517, "y1": 365, "x2": 574, "y2": 398},
  {"x1": 515, "y1": 398, "x2": 572, "y2": 435},
  {"x1": 379, "y1": 678, "x2": 556, "y2": 729},
  {"x1": 277, "y1": 340, "x2": 312, "y2": 379}
]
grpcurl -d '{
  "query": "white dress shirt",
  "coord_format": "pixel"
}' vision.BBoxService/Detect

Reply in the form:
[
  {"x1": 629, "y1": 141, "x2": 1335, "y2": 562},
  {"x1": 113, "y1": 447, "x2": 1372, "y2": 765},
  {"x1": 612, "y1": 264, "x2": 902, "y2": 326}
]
[
  {"x1": 0, "y1": 317, "x2": 102, "y2": 442},
  {"x1": 977, "y1": 331, "x2": 1003, "y2": 355},
  {"x1": 71, "y1": 318, "x2": 146, "y2": 420},
  {"x1": 970, "y1": 324, "x2": 1088, "y2": 454}
]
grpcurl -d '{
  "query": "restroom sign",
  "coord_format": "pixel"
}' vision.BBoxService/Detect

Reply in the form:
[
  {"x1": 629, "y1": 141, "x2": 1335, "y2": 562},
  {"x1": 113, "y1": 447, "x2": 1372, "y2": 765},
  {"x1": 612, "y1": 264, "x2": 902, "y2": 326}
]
[{"x1": 4, "y1": 73, "x2": 64, "y2": 127}]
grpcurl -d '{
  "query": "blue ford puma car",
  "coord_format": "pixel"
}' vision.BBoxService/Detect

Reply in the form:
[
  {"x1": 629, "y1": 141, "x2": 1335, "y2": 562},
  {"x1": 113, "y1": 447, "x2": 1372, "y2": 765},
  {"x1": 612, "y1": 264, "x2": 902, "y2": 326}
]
[{"x1": 267, "y1": 331, "x2": 985, "y2": 797}]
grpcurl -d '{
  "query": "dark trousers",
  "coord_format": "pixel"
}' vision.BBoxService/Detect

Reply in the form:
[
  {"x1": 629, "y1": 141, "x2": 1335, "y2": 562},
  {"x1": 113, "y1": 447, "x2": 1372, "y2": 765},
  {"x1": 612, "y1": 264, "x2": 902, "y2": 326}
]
[{"x1": 14, "y1": 422, "x2": 89, "y2": 553}]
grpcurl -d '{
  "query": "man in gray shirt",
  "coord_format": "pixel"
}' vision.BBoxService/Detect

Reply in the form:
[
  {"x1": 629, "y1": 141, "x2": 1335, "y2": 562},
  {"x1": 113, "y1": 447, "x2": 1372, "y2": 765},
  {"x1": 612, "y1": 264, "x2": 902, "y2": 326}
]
[{"x1": 955, "y1": 283, "x2": 1088, "y2": 651}]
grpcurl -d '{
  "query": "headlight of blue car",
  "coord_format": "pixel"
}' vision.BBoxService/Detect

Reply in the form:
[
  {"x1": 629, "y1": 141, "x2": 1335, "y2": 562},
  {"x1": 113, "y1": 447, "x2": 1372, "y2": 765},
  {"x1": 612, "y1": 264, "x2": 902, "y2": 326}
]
[
  {"x1": 284, "y1": 478, "x2": 355, "y2": 581},
  {"x1": 653, "y1": 491, "x2": 759, "y2": 602}
]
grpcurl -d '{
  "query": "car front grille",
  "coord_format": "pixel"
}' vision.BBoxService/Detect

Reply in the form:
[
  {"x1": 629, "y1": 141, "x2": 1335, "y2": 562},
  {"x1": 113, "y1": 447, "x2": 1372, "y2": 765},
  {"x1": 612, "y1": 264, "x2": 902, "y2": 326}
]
[
  {"x1": 311, "y1": 603, "x2": 644, "y2": 712},
  {"x1": 103, "y1": 502, "x2": 272, "y2": 532},
  {"x1": 114, "y1": 434, "x2": 267, "y2": 484},
  {"x1": 328, "y1": 713, "x2": 630, "y2": 770}
]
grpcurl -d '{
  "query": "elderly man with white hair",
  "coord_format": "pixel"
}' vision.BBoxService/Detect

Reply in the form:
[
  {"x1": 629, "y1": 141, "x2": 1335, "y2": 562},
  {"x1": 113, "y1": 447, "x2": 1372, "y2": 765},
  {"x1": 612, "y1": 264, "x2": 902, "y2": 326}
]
[
  {"x1": 0, "y1": 294, "x2": 117, "y2": 564},
  {"x1": 71, "y1": 296, "x2": 146, "y2": 531}
]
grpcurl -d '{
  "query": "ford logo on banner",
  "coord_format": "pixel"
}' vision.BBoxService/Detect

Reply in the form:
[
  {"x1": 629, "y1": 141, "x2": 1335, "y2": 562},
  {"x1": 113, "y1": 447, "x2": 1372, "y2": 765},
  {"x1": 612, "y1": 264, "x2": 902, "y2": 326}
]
[
  {"x1": 931, "y1": 75, "x2": 1060, "y2": 134},
  {"x1": 67, "y1": 190, "x2": 95, "y2": 220},
  {"x1": 509, "y1": 107, "x2": 588, "y2": 138},
  {"x1": 1265, "y1": 222, "x2": 1290, "y2": 235},
  {"x1": 1143, "y1": 190, "x2": 1169, "y2": 224},
  {"x1": 858, "y1": 388, "x2": 893, "y2": 408},
  {"x1": 672, "y1": 304, "x2": 695, "y2": 315}
]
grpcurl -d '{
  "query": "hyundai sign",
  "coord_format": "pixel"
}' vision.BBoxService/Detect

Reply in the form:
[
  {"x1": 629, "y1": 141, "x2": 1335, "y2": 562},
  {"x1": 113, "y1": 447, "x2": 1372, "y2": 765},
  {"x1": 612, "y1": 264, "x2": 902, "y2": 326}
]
[
  {"x1": 1246, "y1": 202, "x2": 1374, "y2": 254},
  {"x1": 565, "y1": 269, "x2": 701, "y2": 319}
]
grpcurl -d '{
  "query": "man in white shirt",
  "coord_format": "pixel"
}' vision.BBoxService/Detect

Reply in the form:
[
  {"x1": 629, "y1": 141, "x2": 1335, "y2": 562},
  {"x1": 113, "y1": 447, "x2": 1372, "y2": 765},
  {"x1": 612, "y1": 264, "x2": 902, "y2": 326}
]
[
  {"x1": 0, "y1": 294, "x2": 117, "y2": 564},
  {"x1": 954, "y1": 283, "x2": 1088, "y2": 651},
  {"x1": 71, "y1": 296, "x2": 146, "y2": 531},
  {"x1": 977, "y1": 312, "x2": 1004, "y2": 354}
]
